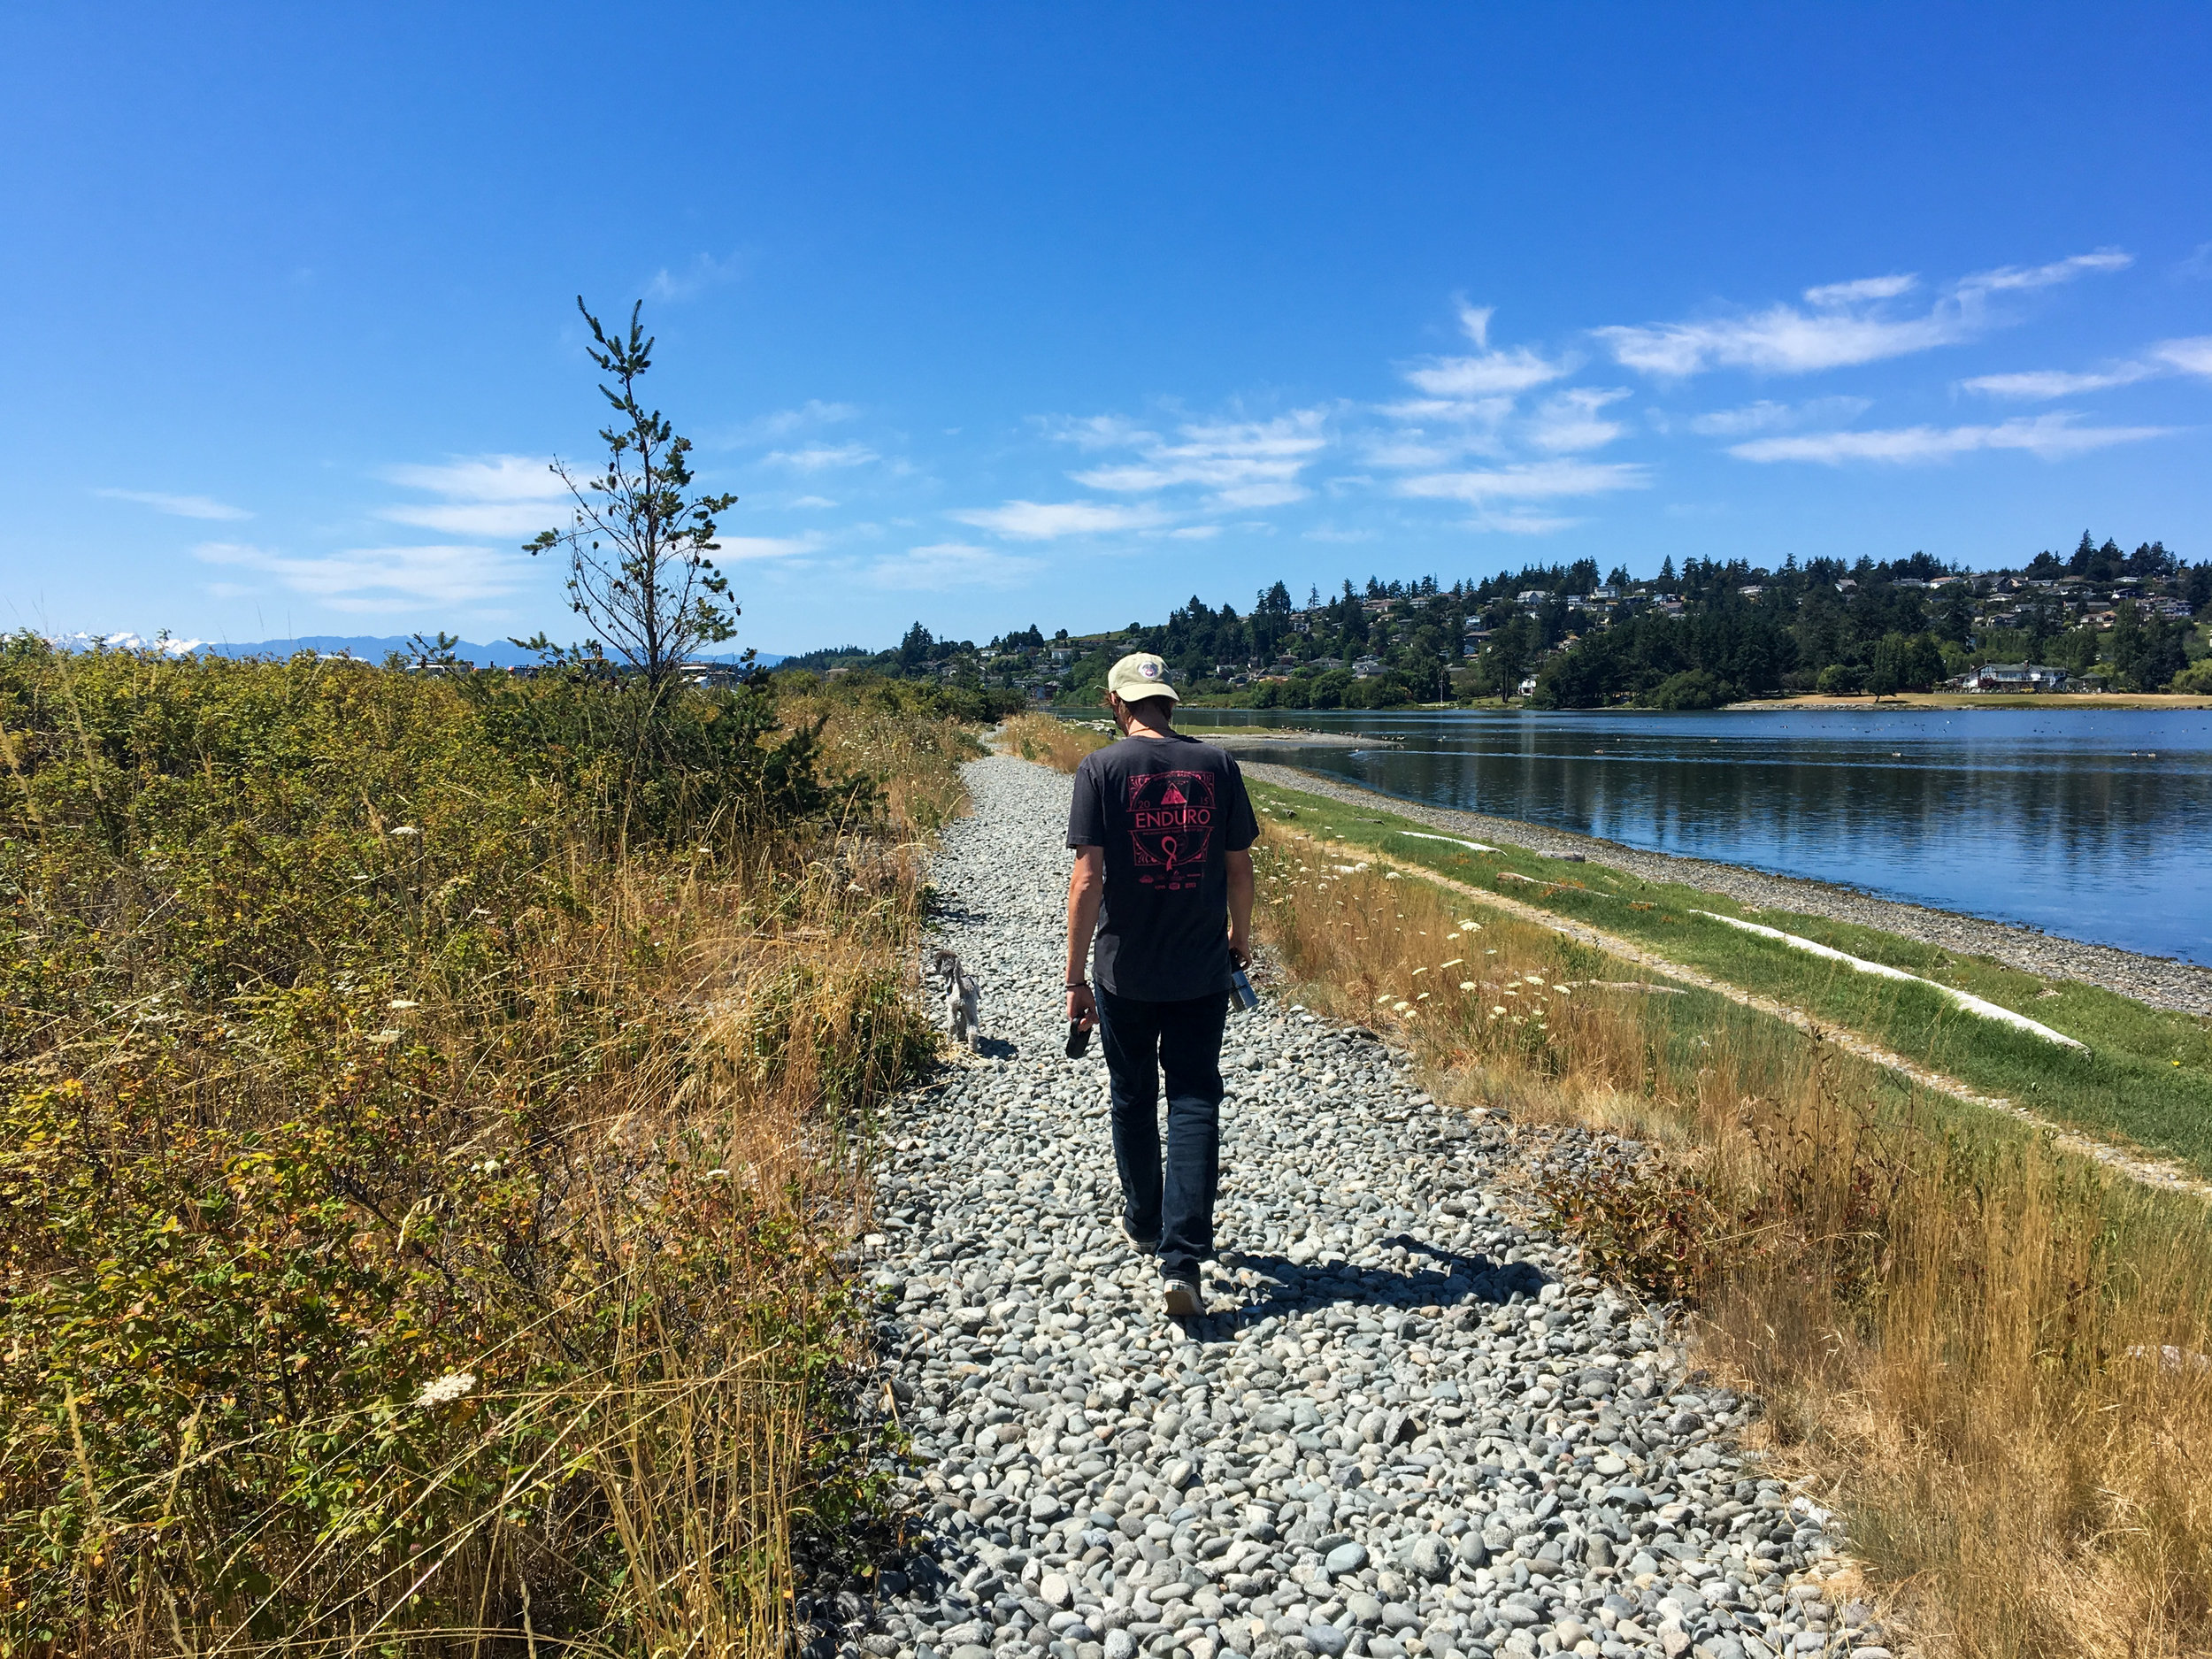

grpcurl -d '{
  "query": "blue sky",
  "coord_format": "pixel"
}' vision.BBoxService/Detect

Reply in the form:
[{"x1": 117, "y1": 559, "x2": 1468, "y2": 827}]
[{"x1": 5, "y1": 4, "x2": 2209, "y2": 656}]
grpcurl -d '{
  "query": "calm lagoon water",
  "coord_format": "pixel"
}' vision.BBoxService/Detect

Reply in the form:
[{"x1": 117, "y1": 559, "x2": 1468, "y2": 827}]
[{"x1": 1157, "y1": 707, "x2": 2212, "y2": 966}]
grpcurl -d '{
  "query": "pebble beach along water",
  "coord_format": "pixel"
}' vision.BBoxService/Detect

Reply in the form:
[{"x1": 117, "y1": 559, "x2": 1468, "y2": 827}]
[{"x1": 825, "y1": 757, "x2": 1893, "y2": 1659}]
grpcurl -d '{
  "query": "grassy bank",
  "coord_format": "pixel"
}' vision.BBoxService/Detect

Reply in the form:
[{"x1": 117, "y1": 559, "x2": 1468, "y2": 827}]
[
  {"x1": 0, "y1": 644, "x2": 979, "y2": 1653},
  {"x1": 1245, "y1": 777, "x2": 2212, "y2": 1179},
  {"x1": 994, "y1": 711, "x2": 1110, "y2": 772},
  {"x1": 1010, "y1": 713, "x2": 2212, "y2": 1655},
  {"x1": 1253, "y1": 827, "x2": 2212, "y2": 1658}
]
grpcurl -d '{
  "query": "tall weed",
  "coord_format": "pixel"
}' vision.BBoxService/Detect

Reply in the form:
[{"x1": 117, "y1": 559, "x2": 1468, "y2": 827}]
[{"x1": 994, "y1": 713, "x2": 1109, "y2": 774}]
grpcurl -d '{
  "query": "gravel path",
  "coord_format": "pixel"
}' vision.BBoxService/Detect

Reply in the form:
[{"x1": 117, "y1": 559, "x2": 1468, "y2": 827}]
[
  {"x1": 849, "y1": 757, "x2": 1890, "y2": 1659},
  {"x1": 1239, "y1": 762, "x2": 2212, "y2": 1018}
]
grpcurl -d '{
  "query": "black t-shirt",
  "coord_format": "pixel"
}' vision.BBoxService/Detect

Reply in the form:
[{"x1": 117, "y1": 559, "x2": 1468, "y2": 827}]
[{"x1": 1067, "y1": 732, "x2": 1260, "y2": 1002}]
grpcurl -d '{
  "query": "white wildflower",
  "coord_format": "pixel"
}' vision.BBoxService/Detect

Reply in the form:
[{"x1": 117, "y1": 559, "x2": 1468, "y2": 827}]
[
  {"x1": 389, "y1": 826, "x2": 419, "y2": 837},
  {"x1": 418, "y1": 1371, "x2": 476, "y2": 1409},
  {"x1": 387, "y1": 998, "x2": 419, "y2": 1010},
  {"x1": 1459, "y1": 981, "x2": 1477, "y2": 992}
]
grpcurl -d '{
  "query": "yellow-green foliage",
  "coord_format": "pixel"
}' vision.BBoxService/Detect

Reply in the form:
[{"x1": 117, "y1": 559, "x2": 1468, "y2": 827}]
[
  {"x1": 0, "y1": 640, "x2": 946, "y2": 1651},
  {"x1": 994, "y1": 711, "x2": 1108, "y2": 773}
]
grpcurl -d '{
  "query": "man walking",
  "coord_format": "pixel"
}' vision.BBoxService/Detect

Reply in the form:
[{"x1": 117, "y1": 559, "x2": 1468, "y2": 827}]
[{"x1": 1064, "y1": 653, "x2": 1258, "y2": 1317}]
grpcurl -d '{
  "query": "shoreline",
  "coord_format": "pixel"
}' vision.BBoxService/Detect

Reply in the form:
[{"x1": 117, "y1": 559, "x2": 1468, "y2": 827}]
[
  {"x1": 1728, "y1": 692, "x2": 2212, "y2": 712},
  {"x1": 1173, "y1": 693, "x2": 2212, "y2": 716},
  {"x1": 1238, "y1": 759, "x2": 2212, "y2": 1018}
]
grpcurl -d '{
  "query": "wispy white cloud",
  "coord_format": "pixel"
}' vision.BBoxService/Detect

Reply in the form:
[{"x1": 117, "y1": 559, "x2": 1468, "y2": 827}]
[
  {"x1": 192, "y1": 541, "x2": 528, "y2": 611},
  {"x1": 376, "y1": 453, "x2": 566, "y2": 537},
  {"x1": 787, "y1": 495, "x2": 839, "y2": 510},
  {"x1": 383, "y1": 454, "x2": 557, "y2": 502},
  {"x1": 643, "y1": 251, "x2": 742, "y2": 303},
  {"x1": 1801, "y1": 275, "x2": 1919, "y2": 306},
  {"x1": 1041, "y1": 413, "x2": 1161, "y2": 450},
  {"x1": 1067, "y1": 411, "x2": 1328, "y2": 508},
  {"x1": 715, "y1": 533, "x2": 826, "y2": 562},
  {"x1": 1360, "y1": 436, "x2": 1472, "y2": 470},
  {"x1": 1960, "y1": 365, "x2": 2157, "y2": 399},
  {"x1": 1164, "y1": 525, "x2": 1222, "y2": 540},
  {"x1": 721, "y1": 401, "x2": 862, "y2": 447},
  {"x1": 1529, "y1": 388, "x2": 1631, "y2": 453},
  {"x1": 869, "y1": 541, "x2": 1042, "y2": 590},
  {"x1": 763, "y1": 442, "x2": 879, "y2": 472},
  {"x1": 1363, "y1": 393, "x2": 1513, "y2": 468},
  {"x1": 1402, "y1": 304, "x2": 1574, "y2": 396},
  {"x1": 1686, "y1": 396, "x2": 1873, "y2": 436},
  {"x1": 949, "y1": 500, "x2": 1171, "y2": 540},
  {"x1": 1478, "y1": 509, "x2": 1586, "y2": 535},
  {"x1": 1958, "y1": 334, "x2": 2212, "y2": 399},
  {"x1": 96, "y1": 488, "x2": 253, "y2": 521},
  {"x1": 1728, "y1": 413, "x2": 2170, "y2": 465},
  {"x1": 2154, "y1": 336, "x2": 2212, "y2": 377},
  {"x1": 1596, "y1": 251, "x2": 2131, "y2": 377},
  {"x1": 1955, "y1": 252, "x2": 2132, "y2": 296},
  {"x1": 1395, "y1": 458, "x2": 1650, "y2": 504},
  {"x1": 380, "y1": 501, "x2": 560, "y2": 536}
]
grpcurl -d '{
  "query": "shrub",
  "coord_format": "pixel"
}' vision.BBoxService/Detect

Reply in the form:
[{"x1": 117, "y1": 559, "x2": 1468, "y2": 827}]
[
  {"x1": 1638, "y1": 668, "x2": 1736, "y2": 710},
  {"x1": 2169, "y1": 658, "x2": 2212, "y2": 695}
]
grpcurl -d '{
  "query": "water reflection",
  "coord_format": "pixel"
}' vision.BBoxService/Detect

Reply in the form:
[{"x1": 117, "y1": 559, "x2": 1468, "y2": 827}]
[{"x1": 1155, "y1": 708, "x2": 2212, "y2": 964}]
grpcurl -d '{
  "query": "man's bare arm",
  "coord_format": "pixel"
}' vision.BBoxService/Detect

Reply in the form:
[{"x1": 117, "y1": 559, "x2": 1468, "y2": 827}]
[
  {"x1": 1226, "y1": 848, "x2": 1254, "y2": 966},
  {"x1": 1065, "y1": 845, "x2": 1105, "y2": 1029}
]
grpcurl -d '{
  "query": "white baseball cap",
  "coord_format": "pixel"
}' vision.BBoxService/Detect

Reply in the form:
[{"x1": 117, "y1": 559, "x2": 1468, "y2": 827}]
[{"x1": 1105, "y1": 652, "x2": 1180, "y2": 703}]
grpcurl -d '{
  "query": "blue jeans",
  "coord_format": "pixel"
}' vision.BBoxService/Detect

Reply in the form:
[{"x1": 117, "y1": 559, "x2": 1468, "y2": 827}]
[{"x1": 1095, "y1": 987, "x2": 1229, "y2": 1281}]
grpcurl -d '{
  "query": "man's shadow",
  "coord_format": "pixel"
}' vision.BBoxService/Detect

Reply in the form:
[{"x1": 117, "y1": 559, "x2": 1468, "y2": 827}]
[{"x1": 1191, "y1": 1234, "x2": 1550, "y2": 1334}]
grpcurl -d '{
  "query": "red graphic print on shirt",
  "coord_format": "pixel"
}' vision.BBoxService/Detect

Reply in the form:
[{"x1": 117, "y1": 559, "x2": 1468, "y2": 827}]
[{"x1": 1125, "y1": 770, "x2": 1217, "y2": 892}]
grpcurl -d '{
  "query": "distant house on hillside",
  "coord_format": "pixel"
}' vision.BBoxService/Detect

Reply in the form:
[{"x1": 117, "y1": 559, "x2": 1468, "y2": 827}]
[
  {"x1": 1351, "y1": 656, "x2": 1385, "y2": 678},
  {"x1": 679, "y1": 661, "x2": 746, "y2": 688},
  {"x1": 1968, "y1": 663, "x2": 2070, "y2": 693}
]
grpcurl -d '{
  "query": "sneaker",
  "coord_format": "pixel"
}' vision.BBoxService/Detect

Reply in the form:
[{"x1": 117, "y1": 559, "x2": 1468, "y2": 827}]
[
  {"x1": 1121, "y1": 1214, "x2": 1160, "y2": 1253},
  {"x1": 1162, "y1": 1275, "x2": 1204, "y2": 1318}
]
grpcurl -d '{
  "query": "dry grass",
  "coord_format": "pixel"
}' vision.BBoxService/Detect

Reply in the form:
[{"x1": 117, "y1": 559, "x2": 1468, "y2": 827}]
[
  {"x1": 1253, "y1": 826, "x2": 2212, "y2": 1658},
  {"x1": 994, "y1": 711, "x2": 1109, "y2": 773},
  {"x1": 0, "y1": 650, "x2": 969, "y2": 1655}
]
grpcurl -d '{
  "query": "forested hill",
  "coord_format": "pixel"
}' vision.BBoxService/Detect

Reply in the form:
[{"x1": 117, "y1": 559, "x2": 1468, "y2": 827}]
[{"x1": 790, "y1": 533, "x2": 2211, "y2": 709}]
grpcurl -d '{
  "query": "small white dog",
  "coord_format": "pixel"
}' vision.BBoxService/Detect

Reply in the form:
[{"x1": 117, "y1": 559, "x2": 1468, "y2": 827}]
[{"x1": 930, "y1": 949, "x2": 981, "y2": 1052}]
